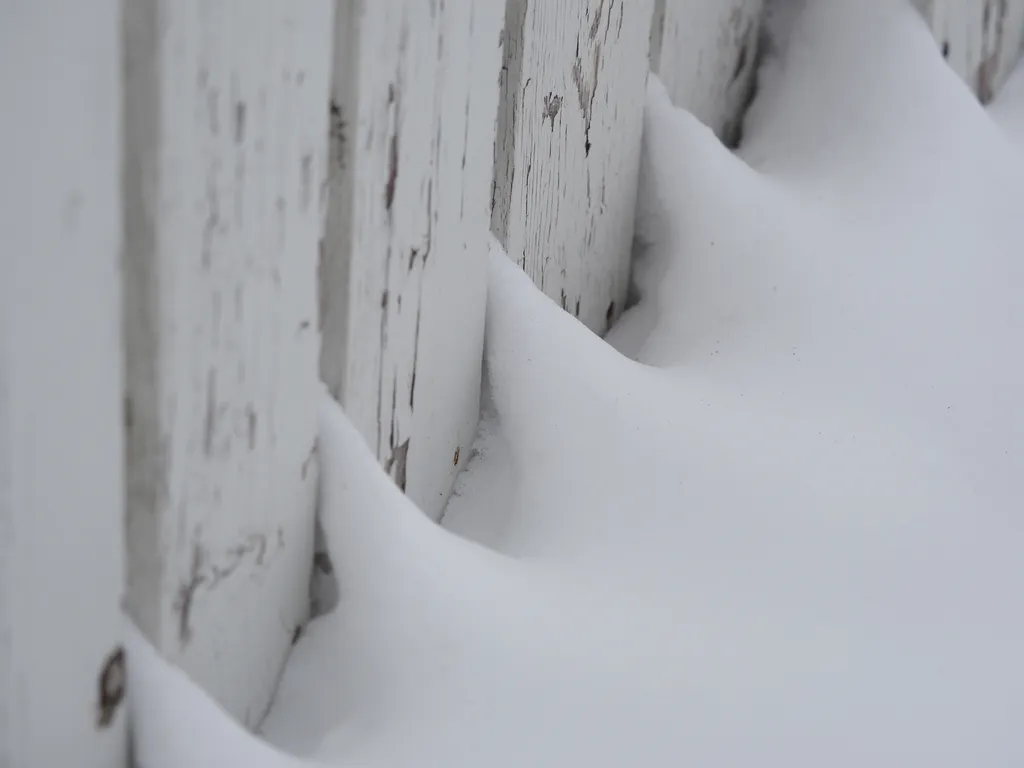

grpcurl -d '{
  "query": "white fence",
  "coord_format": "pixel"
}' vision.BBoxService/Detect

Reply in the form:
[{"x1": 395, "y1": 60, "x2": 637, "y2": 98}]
[{"x1": 1, "y1": 0, "x2": 1021, "y2": 764}]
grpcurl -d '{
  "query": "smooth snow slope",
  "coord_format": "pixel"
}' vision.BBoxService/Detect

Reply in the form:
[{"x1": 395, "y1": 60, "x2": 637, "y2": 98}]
[{"x1": 131, "y1": 0, "x2": 1024, "y2": 766}]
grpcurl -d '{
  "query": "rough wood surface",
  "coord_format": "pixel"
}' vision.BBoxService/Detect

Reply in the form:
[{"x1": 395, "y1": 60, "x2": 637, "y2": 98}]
[
  {"x1": 916, "y1": 0, "x2": 1024, "y2": 103},
  {"x1": 492, "y1": 0, "x2": 656, "y2": 335},
  {"x1": 650, "y1": 0, "x2": 764, "y2": 143},
  {"x1": 0, "y1": 1, "x2": 128, "y2": 764},
  {"x1": 122, "y1": 0, "x2": 333, "y2": 726},
  {"x1": 319, "y1": 0, "x2": 504, "y2": 520}
]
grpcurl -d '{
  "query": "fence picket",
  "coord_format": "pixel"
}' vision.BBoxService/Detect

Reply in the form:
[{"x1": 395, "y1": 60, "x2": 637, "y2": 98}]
[
  {"x1": 1, "y1": 1, "x2": 128, "y2": 764},
  {"x1": 917, "y1": 0, "x2": 1024, "y2": 103},
  {"x1": 492, "y1": 0, "x2": 657, "y2": 336},
  {"x1": 319, "y1": 0, "x2": 505, "y2": 520},
  {"x1": 121, "y1": 0, "x2": 334, "y2": 726},
  {"x1": 650, "y1": 0, "x2": 764, "y2": 144}
]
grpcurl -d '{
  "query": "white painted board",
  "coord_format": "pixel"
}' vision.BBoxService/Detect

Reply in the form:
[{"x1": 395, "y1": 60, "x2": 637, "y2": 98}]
[
  {"x1": 319, "y1": 0, "x2": 504, "y2": 521},
  {"x1": 492, "y1": 0, "x2": 656, "y2": 335},
  {"x1": 915, "y1": 0, "x2": 1024, "y2": 102},
  {"x1": 122, "y1": 0, "x2": 333, "y2": 727},
  {"x1": 650, "y1": 0, "x2": 764, "y2": 143},
  {"x1": 0, "y1": 1, "x2": 128, "y2": 765}
]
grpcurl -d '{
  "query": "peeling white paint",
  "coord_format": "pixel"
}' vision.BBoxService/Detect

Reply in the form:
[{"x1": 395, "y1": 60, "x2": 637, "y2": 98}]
[
  {"x1": 0, "y1": 1, "x2": 128, "y2": 764},
  {"x1": 650, "y1": 0, "x2": 764, "y2": 142},
  {"x1": 915, "y1": 0, "x2": 1024, "y2": 103},
  {"x1": 493, "y1": 0, "x2": 656, "y2": 335},
  {"x1": 122, "y1": 0, "x2": 334, "y2": 727},
  {"x1": 320, "y1": 0, "x2": 504, "y2": 520},
  {"x1": 6, "y1": 0, "x2": 1020, "y2": 756}
]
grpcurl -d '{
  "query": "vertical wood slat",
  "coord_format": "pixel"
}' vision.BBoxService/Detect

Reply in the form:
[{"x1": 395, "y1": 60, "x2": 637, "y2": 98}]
[
  {"x1": 122, "y1": 0, "x2": 334, "y2": 726},
  {"x1": 915, "y1": 0, "x2": 1024, "y2": 103},
  {"x1": 319, "y1": 0, "x2": 505, "y2": 520},
  {"x1": 649, "y1": 0, "x2": 764, "y2": 144},
  {"x1": 0, "y1": 1, "x2": 128, "y2": 765},
  {"x1": 492, "y1": 0, "x2": 656, "y2": 336}
]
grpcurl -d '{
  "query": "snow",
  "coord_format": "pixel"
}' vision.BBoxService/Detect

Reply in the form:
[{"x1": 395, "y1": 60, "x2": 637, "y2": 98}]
[
  {"x1": 127, "y1": 0, "x2": 1024, "y2": 766},
  {"x1": 125, "y1": 621, "x2": 309, "y2": 768},
  {"x1": 991, "y1": 60, "x2": 1024, "y2": 146}
]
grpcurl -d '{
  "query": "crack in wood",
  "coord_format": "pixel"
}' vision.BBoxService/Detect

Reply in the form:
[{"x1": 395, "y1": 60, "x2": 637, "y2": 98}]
[
  {"x1": 385, "y1": 130, "x2": 399, "y2": 211},
  {"x1": 329, "y1": 100, "x2": 346, "y2": 173},
  {"x1": 234, "y1": 101, "x2": 246, "y2": 144},
  {"x1": 173, "y1": 532, "x2": 271, "y2": 648},
  {"x1": 572, "y1": 40, "x2": 601, "y2": 157},
  {"x1": 173, "y1": 539, "x2": 205, "y2": 647},
  {"x1": 385, "y1": 83, "x2": 401, "y2": 212},
  {"x1": 301, "y1": 438, "x2": 318, "y2": 480},
  {"x1": 300, "y1": 153, "x2": 313, "y2": 211},
  {"x1": 203, "y1": 368, "x2": 217, "y2": 456},
  {"x1": 389, "y1": 371, "x2": 398, "y2": 452},
  {"x1": 246, "y1": 404, "x2": 257, "y2": 450}
]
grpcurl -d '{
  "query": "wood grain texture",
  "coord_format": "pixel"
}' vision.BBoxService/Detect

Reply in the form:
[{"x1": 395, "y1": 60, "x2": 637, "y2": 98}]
[
  {"x1": 916, "y1": 0, "x2": 1024, "y2": 103},
  {"x1": 650, "y1": 0, "x2": 764, "y2": 143},
  {"x1": 320, "y1": 0, "x2": 504, "y2": 520},
  {"x1": 493, "y1": 0, "x2": 656, "y2": 335},
  {"x1": 122, "y1": 0, "x2": 333, "y2": 726},
  {"x1": 0, "y1": 1, "x2": 128, "y2": 764}
]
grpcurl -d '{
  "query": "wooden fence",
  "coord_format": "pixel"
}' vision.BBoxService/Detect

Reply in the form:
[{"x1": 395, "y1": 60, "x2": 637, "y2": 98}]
[{"x1": 1, "y1": 0, "x2": 1021, "y2": 764}]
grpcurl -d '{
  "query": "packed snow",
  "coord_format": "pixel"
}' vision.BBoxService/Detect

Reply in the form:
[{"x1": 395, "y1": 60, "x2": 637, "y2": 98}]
[{"x1": 128, "y1": 1, "x2": 1024, "y2": 766}]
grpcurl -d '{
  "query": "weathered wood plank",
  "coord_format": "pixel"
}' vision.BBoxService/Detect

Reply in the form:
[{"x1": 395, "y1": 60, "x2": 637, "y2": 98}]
[
  {"x1": 0, "y1": 2, "x2": 128, "y2": 764},
  {"x1": 122, "y1": 0, "x2": 333, "y2": 726},
  {"x1": 320, "y1": 0, "x2": 504, "y2": 520},
  {"x1": 650, "y1": 0, "x2": 764, "y2": 143},
  {"x1": 915, "y1": 0, "x2": 1024, "y2": 103},
  {"x1": 492, "y1": 0, "x2": 656, "y2": 336}
]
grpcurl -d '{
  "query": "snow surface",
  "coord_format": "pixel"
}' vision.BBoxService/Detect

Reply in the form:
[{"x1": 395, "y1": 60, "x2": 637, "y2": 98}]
[
  {"x1": 991, "y1": 60, "x2": 1024, "y2": 146},
  {"x1": 129, "y1": 1, "x2": 1024, "y2": 766}
]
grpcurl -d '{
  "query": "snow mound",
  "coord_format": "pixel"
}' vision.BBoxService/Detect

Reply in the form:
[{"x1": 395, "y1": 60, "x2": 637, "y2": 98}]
[{"x1": 130, "y1": 0, "x2": 1024, "y2": 765}]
